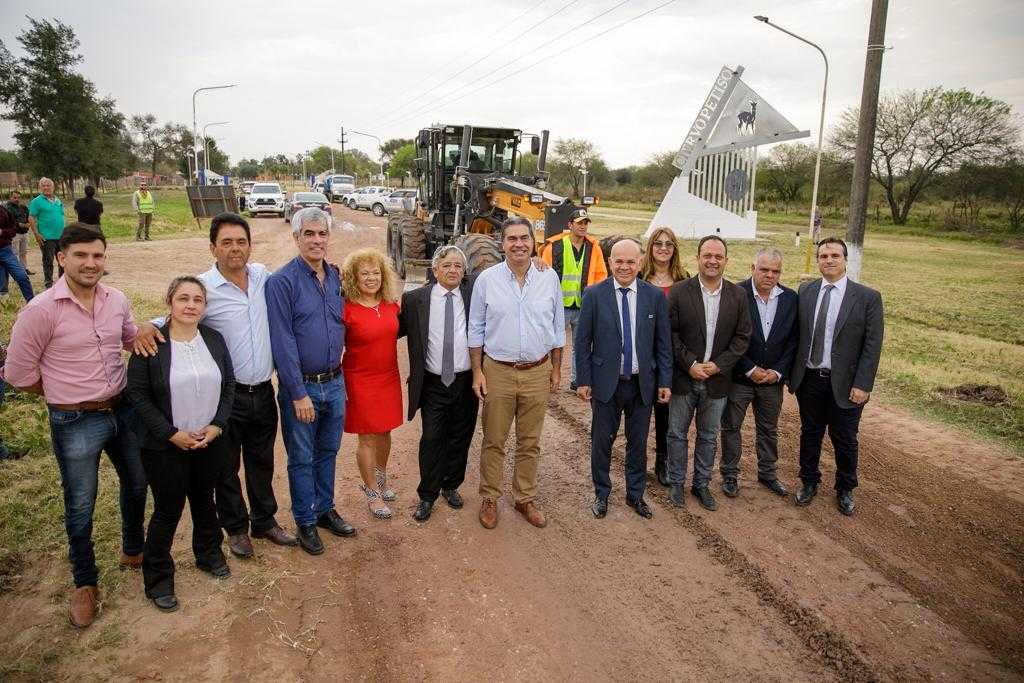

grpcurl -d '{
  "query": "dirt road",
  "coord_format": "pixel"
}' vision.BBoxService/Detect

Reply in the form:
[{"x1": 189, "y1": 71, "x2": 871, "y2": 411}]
[{"x1": 2, "y1": 208, "x2": 1022, "y2": 681}]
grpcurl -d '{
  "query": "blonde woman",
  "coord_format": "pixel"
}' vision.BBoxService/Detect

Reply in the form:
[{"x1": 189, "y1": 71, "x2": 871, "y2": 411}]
[
  {"x1": 642, "y1": 227, "x2": 690, "y2": 486},
  {"x1": 341, "y1": 248, "x2": 403, "y2": 519}
]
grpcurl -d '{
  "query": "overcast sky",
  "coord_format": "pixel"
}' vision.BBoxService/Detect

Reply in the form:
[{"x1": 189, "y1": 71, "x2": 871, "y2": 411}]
[{"x1": 1, "y1": 0, "x2": 1021, "y2": 168}]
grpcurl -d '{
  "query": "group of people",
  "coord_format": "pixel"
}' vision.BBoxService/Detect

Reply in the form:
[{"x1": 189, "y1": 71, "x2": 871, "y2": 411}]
[{"x1": 0, "y1": 201, "x2": 883, "y2": 629}]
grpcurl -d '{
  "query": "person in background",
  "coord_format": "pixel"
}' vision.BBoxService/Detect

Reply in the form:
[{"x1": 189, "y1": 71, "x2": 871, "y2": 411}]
[
  {"x1": 74, "y1": 185, "x2": 104, "y2": 229},
  {"x1": 640, "y1": 227, "x2": 689, "y2": 486},
  {"x1": 0, "y1": 341, "x2": 28, "y2": 461},
  {"x1": 27, "y1": 177, "x2": 65, "y2": 288},
  {"x1": 0, "y1": 202, "x2": 34, "y2": 302},
  {"x1": 3, "y1": 190, "x2": 33, "y2": 275},
  {"x1": 133, "y1": 181, "x2": 155, "y2": 241},
  {"x1": 127, "y1": 276, "x2": 235, "y2": 613},
  {"x1": 340, "y1": 248, "x2": 404, "y2": 520},
  {"x1": 2, "y1": 225, "x2": 147, "y2": 628}
]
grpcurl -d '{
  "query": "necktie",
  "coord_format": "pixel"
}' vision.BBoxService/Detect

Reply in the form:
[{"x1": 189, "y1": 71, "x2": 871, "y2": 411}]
[
  {"x1": 441, "y1": 292, "x2": 455, "y2": 386},
  {"x1": 620, "y1": 287, "x2": 632, "y2": 377},
  {"x1": 810, "y1": 284, "x2": 835, "y2": 367}
]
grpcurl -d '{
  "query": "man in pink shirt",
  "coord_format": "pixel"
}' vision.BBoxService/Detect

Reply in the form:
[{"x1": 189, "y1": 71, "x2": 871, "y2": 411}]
[{"x1": 3, "y1": 224, "x2": 148, "y2": 629}]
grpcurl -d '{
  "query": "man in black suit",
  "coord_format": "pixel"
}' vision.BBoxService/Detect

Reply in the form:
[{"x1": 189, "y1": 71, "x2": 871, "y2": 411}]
[
  {"x1": 399, "y1": 245, "x2": 478, "y2": 522},
  {"x1": 789, "y1": 237, "x2": 884, "y2": 516},
  {"x1": 720, "y1": 248, "x2": 798, "y2": 498},
  {"x1": 575, "y1": 239, "x2": 672, "y2": 519},
  {"x1": 666, "y1": 235, "x2": 751, "y2": 511}
]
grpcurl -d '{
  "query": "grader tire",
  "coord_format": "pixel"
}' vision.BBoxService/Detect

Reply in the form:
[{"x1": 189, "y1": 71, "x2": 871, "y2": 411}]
[
  {"x1": 397, "y1": 215, "x2": 427, "y2": 279},
  {"x1": 386, "y1": 214, "x2": 402, "y2": 271},
  {"x1": 453, "y1": 233, "x2": 502, "y2": 276}
]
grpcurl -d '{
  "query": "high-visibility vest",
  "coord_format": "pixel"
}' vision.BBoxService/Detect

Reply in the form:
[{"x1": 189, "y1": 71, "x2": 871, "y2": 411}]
[
  {"x1": 135, "y1": 191, "x2": 154, "y2": 214},
  {"x1": 560, "y1": 237, "x2": 585, "y2": 307}
]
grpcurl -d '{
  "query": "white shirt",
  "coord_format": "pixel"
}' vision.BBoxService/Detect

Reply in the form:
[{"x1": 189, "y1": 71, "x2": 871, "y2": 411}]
[
  {"x1": 698, "y1": 277, "x2": 722, "y2": 363},
  {"x1": 808, "y1": 275, "x2": 848, "y2": 370},
  {"x1": 169, "y1": 333, "x2": 222, "y2": 433},
  {"x1": 747, "y1": 281, "x2": 783, "y2": 382},
  {"x1": 426, "y1": 283, "x2": 471, "y2": 375},
  {"x1": 612, "y1": 278, "x2": 640, "y2": 375}
]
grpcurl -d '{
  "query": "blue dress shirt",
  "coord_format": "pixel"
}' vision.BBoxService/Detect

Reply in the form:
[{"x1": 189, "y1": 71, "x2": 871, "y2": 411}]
[{"x1": 197, "y1": 263, "x2": 274, "y2": 385}]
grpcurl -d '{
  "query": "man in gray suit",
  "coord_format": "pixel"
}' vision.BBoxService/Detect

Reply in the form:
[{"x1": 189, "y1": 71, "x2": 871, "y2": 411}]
[{"x1": 789, "y1": 237, "x2": 884, "y2": 516}]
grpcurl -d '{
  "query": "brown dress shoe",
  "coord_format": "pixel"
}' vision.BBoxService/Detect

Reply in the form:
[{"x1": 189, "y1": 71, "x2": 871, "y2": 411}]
[
  {"x1": 227, "y1": 533, "x2": 254, "y2": 558},
  {"x1": 514, "y1": 501, "x2": 547, "y2": 528},
  {"x1": 479, "y1": 498, "x2": 498, "y2": 529},
  {"x1": 119, "y1": 552, "x2": 143, "y2": 569},
  {"x1": 253, "y1": 525, "x2": 299, "y2": 547},
  {"x1": 70, "y1": 586, "x2": 98, "y2": 628}
]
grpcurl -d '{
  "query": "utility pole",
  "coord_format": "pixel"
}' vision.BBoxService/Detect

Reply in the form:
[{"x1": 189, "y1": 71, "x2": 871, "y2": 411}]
[
  {"x1": 338, "y1": 126, "x2": 348, "y2": 174},
  {"x1": 845, "y1": 0, "x2": 889, "y2": 282}
]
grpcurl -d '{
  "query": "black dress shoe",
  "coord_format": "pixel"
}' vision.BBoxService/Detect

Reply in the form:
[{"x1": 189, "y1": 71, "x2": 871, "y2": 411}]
[
  {"x1": 721, "y1": 479, "x2": 739, "y2": 498},
  {"x1": 668, "y1": 484, "x2": 685, "y2": 507},
  {"x1": 197, "y1": 560, "x2": 231, "y2": 578},
  {"x1": 655, "y1": 454, "x2": 670, "y2": 487},
  {"x1": 413, "y1": 500, "x2": 433, "y2": 522},
  {"x1": 691, "y1": 486, "x2": 718, "y2": 511},
  {"x1": 297, "y1": 525, "x2": 324, "y2": 555},
  {"x1": 317, "y1": 509, "x2": 356, "y2": 537},
  {"x1": 837, "y1": 490, "x2": 855, "y2": 516},
  {"x1": 795, "y1": 483, "x2": 818, "y2": 506},
  {"x1": 152, "y1": 594, "x2": 179, "y2": 612},
  {"x1": 758, "y1": 477, "x2": 789, "y2": 497},
  {"x1": 629, "y1": 498, "x2": 653, "y2": 519},
  {"x1": 591, "y1": 497, "x2": 608, "y2": 519},
  {"x1": 441, "y1": 489, "x2": 464, "y2": 509}
]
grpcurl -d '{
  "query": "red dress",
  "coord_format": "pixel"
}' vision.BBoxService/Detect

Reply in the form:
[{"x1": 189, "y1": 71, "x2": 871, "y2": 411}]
[{"x1": 341, "y1": 300, "x2": 403, "y2": 434}]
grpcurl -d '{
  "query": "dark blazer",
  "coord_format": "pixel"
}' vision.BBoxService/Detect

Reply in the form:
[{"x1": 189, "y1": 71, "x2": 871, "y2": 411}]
[
  {"x1": 398, "y1": 279, "x2": 474, "y2": 421},
  {"x1": 575, "y1": 277, "x2": 672, "y2": 405},
  {"x1": 126, "y1": 323, "x2": 236, "y2": 450},
  {"x1": 667, "y1": 276, "x2": 752, "y2": 399},
  {"x1": 789, "y1": 277, "x2": 884, "y2": 409},
  {"x1": 732, "y1": 278, "x2": 799, "y2": 385}
]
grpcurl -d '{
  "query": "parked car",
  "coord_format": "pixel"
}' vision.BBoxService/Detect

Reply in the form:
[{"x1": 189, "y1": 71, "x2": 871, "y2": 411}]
[
  {"x1": 284, "y1": 191, "x2": 332, "y2": 222},
  {"x1": 246, "y1": 182, "x2": 285, "y2": 217},
  {"x1": 381, "y1": 189, "x2": 418, "y2": 215},
  {"x1": 347, "y1": 186, "x2": 393, "y2": 212}
]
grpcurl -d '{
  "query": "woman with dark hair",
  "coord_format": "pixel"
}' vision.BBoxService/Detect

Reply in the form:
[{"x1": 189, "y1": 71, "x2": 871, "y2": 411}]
[
  {"x1": 641, "y1": 227, "x2": 690, "y2": 486},
  {"x1": 127, "y1": 275, "x2": 235, "y2": 613}
]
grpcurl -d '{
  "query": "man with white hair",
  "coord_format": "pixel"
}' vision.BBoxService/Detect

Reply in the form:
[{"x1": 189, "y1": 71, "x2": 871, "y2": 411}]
[
  {"x1": 28, "y1": 177, "x2": 65, "y2": 288},
  {"x1": 266, "y1": 207, "x2": 356, "y2": 555},
  {"x1": 719, "y1": 247, "x2": 798, "y2": 499}
]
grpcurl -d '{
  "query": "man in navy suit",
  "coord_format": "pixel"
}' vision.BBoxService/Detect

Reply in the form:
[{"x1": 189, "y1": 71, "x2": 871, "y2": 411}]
[
  {"x1": 719, "y1": 248, "x2": 798, "y2": 499},
  {"x1": 575, "y1": 239, "x2": 672, "y2": 519}
]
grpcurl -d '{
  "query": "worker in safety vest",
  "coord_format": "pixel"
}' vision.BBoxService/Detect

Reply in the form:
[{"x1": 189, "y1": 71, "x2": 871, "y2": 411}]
[
  {"x1": 132, "y1": 181, "x2": 156, "y2": 241},
  {"x1": 539, "y1": 207, "x2": 608, "y2": 390}
]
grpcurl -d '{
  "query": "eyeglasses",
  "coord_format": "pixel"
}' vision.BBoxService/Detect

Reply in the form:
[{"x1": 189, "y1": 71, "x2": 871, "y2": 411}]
[{"x1": 652, "y1": 240, "x2": 675, "y2": 249}]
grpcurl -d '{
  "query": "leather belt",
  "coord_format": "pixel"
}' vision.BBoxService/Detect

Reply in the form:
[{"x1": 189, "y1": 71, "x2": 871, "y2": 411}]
[
  {"x1": 488, "y1": 354, "x2": 549, "y2": 370},
  {"x1": 49, "y1": 394, "x2": 121, "y2": 413},
  {"x1": 303, "y1": 366, "x2": 342, "y2": 384},
  {"x1": 813, "y1": 368, "x2": 831, "y2": 377},
  {"x1": 236, "y1": 380, "x2": 272, "y2": 393}
]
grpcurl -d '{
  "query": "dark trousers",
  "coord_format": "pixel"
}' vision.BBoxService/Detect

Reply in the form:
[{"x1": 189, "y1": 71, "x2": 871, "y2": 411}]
[
  {"x1": 590, "y1": 376, "x2": 654, "y2": 502},
  {"x1": 141, "y1": 443, "x2": 226, "y2": 598},
  {"x1": 653, "y1": 401, "x2": 669, "y2": 455},
  {"x1": 720, "y1": 381, "x2": 783, "y2": 482},
  {"x1": 40, "y1": 239, "x2": 61, "y2": 287},
  {"x1": 417, "y1": 371, "x2": 478, "y2": 503},
  {"x1": 796, "y1": 370, "x2": 864, "y2": 491},
  {"x1": 216, "y1": 382, "x2": 279, "y2": 535}
]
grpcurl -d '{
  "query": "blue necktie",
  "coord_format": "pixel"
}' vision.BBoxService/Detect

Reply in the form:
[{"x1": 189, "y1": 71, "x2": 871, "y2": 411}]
[{"x1": 620, "y1": 287, "x2": 632, "y2": 377}]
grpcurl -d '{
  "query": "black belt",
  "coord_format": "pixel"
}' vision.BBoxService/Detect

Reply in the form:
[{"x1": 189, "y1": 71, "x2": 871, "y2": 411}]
[
  {"x1": 236, "y1": 380, "x2": 272, "y2": 393},
  {"x1": 810, "y1": 368, "x2": 831, "y2": 377},
  {"x1": 303, "y1": 366, "x2": 342, "y2": 384}
]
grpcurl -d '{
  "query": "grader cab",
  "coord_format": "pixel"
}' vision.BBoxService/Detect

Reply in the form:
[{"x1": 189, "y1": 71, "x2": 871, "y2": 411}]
[{"x1": 386, "y1": 124, "x2": 593, "y2": 280}]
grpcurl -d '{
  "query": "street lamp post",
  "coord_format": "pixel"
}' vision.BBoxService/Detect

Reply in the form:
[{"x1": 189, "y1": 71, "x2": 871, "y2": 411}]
[
  {"x1": 192, "y1": 84, "x2": 237, "y2": 185},
  {"x1": 202, "y1": 121, "x2": 230, "y2": 179},
  {"x1": 754, "y1": 15, "x2": 828, "y2": 275},
  {"x1": 580, "y1": 167, "x2": 590, "y2": 197},
  {"x1": 349, "y1": 130, "x2": 385, "y2": 182}
]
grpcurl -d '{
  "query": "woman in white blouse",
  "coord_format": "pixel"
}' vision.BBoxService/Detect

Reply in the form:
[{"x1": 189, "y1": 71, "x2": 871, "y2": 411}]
[{"x1": 127, "y1": 276, "x2": 235, "y2": 613}]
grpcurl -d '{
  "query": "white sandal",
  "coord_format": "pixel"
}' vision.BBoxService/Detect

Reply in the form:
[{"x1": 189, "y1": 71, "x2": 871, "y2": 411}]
[
  {"x1": 374, "y1": 467, "x2": 397, "y2": 502},
  {"x1": 360, "y1": 483, "x2": 392, "y2": 519}
]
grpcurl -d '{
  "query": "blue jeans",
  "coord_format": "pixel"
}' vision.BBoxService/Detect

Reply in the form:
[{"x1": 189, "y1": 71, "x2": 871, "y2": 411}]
[
  {"x1": 666, "y1": 382, "x2": 727, "y2": 489},
  {"x1": 0, "y1": 245, "x2": 34, "y2": 301},
  {"x1": 278, "y1": 377, "x2": 345, "y2": 526},
  {"x1": 48, "y1": 403, "x2": 148, "y2": 587}
]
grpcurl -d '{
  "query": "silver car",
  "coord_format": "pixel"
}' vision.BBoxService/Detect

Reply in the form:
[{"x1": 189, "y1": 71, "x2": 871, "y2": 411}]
[
  {"x1": 382, "y1": 189, "x2": 418, "y2": 215},
  {"x1": 348, "y1": 186, "x2": 393, "y2": 213}
]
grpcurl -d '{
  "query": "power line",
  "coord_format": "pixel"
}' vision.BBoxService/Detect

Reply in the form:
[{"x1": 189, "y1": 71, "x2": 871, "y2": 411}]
[{"x1": 379, "y1": 0, "x2": 635, "y2": 129}]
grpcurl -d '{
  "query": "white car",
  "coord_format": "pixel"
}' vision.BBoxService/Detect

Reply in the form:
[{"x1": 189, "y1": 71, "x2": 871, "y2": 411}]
[
  {"x1": 347, "y1": 186, "x2": 393, "y2": 212},
  {"x1": 247, "y1": 182, "x2": 285, "y2": 217},
  {"x1": 382, "y1": 189, "x2": 418, "y2": 215},
  {"x1": 326, "y1": 174, "x2": 356, "y2": 202}
]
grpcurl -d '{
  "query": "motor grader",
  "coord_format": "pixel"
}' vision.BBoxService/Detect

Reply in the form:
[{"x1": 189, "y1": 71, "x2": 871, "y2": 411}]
[{"x1": 386, "y1": 124, "x2": 594, "y2": 281}]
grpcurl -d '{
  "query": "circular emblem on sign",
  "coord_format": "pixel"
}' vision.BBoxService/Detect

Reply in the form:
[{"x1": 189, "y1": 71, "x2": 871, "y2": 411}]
[{"x1": 724, "y1": 169, "x2": 748, "y2": 201}]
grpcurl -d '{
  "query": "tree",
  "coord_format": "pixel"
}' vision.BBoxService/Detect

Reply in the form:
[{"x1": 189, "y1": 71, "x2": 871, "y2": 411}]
[
  {"x1": 631, "y1": 151, "x2": 677, "y2": 189},
  {"x1": 130, "y1": 114, "x2": 163, "y2": 179},
  {"x1": 0, "y1": 148, "x2": 22, "y2": 172},
  {"x1": 757, "y1": 143, "x2": 815, "y2": 203},
  {"x1": 381, "y1": 138, "x2": 413, "y2": 163},
  {"x1": 832, "y1": 87, "x2": 1020, "y2": 224},
  {"x1": 198, "y1": 138, "x2": 229, "y2": 175},
  {"x1": 233, "y1": 158, "x2": 262, "y2": 179},
  {"x1": 550, "y1": 138, "x2": 606, "y2": 197},
  {"x1": 387, "y1": 143, "x2": 416, "y2": 183},
  {"x1": 990, "y1": 154, "x2": 1024, "y2": 231}
]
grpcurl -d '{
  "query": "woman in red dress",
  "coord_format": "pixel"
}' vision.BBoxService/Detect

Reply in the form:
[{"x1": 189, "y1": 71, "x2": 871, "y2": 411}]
[{"x1": 341, "y1": 248, "x2": 403, "y2": 519}]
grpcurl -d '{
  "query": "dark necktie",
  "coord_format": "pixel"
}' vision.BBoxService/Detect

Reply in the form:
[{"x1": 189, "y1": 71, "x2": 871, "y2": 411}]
[
  {"x1": 442, "y1": 292, "x2": 455, "y2": 386},
  {"x1": 620, "y1": 287, "x2": 632, "y2": 377},
  {"x1": 810, "y1": 284, "x2": 835, "y2": 367}
]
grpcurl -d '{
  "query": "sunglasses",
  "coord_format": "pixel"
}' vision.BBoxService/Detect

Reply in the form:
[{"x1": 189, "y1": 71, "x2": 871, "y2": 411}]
[{"x1": 652, "y1": 240, "x2": 675, "y2": 249}]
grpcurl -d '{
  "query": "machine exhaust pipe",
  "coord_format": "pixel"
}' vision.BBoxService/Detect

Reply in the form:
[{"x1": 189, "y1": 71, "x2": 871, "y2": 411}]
[
  {"x1": 453, "y1": 125, "x2": 473, "y2": 237},
  {"x1": 538, "y1": 129, "x2": 549, "y2": 172}
]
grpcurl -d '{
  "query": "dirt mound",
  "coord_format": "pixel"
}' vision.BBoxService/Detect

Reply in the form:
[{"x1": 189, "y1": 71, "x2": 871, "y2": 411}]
[{"x1": 939, "y1": 383, "x2": 1008, "y2": 405}]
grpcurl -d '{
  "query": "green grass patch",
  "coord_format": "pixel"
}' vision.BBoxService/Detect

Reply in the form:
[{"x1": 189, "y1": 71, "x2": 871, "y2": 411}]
[{"x1": 44, "y1": 188, "x2": 204, "y2": 242}]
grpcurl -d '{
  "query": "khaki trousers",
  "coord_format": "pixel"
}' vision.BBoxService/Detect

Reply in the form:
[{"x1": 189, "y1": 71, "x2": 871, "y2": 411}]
[{"x1": 479, "y1": 356, "x2": 551, "y2": 504}]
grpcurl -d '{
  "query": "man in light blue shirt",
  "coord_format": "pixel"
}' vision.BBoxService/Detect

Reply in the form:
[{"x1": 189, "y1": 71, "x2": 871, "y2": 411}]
[
  {"x1": 135, "y1": 213, "x2": 298, "y2": 556},
  {"x1": 469, "y1": 217, "x2": 564, "y2": 531}
]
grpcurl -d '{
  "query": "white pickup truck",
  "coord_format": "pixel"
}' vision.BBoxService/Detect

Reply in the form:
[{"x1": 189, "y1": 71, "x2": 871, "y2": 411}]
[{"x1": 246, "y1": 182, "x2": 285, "y2": 217}]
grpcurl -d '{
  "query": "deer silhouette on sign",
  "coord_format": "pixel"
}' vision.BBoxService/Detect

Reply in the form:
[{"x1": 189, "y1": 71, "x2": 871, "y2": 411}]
[{"x1": 737, "y1": 100, "x2": 757, "y2": 134}]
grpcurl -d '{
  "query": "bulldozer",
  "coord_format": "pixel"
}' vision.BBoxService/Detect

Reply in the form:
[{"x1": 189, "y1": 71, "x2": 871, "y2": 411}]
[{"x1": 386, "y1": 124, "x2": 594, "y2": 281}]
